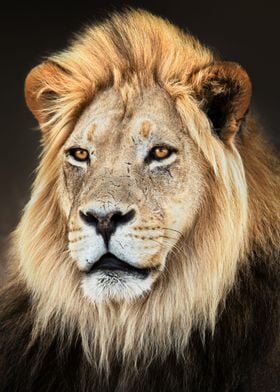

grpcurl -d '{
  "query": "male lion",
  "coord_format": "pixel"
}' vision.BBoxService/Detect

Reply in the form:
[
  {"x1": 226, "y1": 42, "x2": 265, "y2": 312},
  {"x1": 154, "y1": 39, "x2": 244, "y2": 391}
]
[{"x1": 0, "y1": 9, "x2": 279, "y2": 392}]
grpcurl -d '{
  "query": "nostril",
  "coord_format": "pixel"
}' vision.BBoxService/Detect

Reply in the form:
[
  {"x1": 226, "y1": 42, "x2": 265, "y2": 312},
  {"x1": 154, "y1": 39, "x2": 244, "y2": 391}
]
[
  {"x1": 112, "y1": 209, "x2": 136, "y2": 225},
  {"x1": 79, "y1": 210, "x2": 99, "y2": 226}
]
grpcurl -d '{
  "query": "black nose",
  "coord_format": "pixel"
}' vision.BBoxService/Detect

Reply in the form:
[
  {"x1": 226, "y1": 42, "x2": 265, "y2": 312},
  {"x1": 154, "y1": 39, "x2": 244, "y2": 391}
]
[{"x1": 80, "y1": 209, "x2": 136, "y2": 247}]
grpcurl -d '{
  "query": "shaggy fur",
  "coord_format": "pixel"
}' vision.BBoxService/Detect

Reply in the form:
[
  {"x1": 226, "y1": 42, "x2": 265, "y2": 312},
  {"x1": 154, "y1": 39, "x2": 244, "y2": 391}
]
[{"x1": 0, "y1": 9, "x2": 279, "y2": 391}]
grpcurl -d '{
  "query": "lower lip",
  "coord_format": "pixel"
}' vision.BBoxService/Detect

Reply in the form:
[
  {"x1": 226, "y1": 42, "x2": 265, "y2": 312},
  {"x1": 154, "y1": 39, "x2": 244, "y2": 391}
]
[{"x1": 87, "y1": 253, "x2": 153, "y2": 278}]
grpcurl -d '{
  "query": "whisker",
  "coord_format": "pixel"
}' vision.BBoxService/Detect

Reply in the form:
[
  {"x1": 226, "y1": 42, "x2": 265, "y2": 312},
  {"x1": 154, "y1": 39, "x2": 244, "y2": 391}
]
[
  {"x1": 148, "y1": 238, "x2": 181, "y2": 255},
  {"x1": 155, "y1": 237, "x2": 185, "y2": 257},
  {"x1": 161, "y1": 227, "x2": 184, "y2": 237},
  {"x1": 157, "y1": 234, "x2": 177, "y2": 242}
]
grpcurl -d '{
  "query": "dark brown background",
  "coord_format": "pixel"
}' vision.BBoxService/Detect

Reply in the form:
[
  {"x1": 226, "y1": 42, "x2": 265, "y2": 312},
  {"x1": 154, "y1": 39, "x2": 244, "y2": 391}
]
[{"x1": 0, "y1": 0, "x2": 279, "y2": 274}]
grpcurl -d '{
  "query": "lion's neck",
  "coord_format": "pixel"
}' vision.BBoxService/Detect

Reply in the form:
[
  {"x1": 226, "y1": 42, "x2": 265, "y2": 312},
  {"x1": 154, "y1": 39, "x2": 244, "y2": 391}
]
[{"x1": 1, "y1": 245, "x2": 279, "y2": 391}]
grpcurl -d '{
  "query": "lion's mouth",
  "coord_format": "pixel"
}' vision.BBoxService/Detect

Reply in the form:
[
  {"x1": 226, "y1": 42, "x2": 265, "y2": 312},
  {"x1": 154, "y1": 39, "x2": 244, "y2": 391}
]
[{"x1": 87, "y1": 253, "x2": 154, "y2": 278}]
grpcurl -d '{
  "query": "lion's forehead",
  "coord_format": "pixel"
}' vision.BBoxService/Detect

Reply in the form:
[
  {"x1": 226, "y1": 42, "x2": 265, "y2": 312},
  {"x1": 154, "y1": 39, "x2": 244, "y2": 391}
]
[{"x1": 66, "y1": 86, "x2": 183, "y2": 150}]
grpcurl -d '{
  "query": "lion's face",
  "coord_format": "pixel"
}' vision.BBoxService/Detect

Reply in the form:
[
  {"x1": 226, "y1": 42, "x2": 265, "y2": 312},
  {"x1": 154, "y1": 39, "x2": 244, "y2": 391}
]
[{"x1": 60, "y1": 86, "x2": 204, "y2": 302}]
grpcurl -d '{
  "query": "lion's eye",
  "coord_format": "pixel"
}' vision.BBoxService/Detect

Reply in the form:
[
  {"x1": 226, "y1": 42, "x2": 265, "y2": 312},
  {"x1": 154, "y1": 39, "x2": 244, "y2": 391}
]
[
  {"x1": 149, "y1": 146, "x2": 175, "y2": 161},
  {"x1": 68, "y1": 148, "x2": 89, "y2": 162}
]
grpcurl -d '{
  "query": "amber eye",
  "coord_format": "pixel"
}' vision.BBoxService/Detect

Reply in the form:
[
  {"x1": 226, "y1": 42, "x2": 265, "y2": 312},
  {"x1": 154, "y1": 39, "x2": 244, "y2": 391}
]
[
  {"x1": 149, "y1": 146, "x2": 175, "y2": 161},
  {"x1": 68, "y1": 148, "x2": 89, "y2": 162}
]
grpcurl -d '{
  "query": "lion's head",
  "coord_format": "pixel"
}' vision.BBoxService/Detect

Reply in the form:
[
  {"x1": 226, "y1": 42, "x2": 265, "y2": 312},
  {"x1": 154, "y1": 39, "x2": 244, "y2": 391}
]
[
  {"x1": 15, "y1": 9, "x2": 272, "y2": 368},
  {"x1": 54, "y1": 85, "x2": 206, "y2": 303}
]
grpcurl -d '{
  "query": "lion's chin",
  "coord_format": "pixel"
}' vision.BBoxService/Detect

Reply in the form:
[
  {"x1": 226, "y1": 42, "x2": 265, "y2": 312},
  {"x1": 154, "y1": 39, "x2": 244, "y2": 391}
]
[
  {"x1": 81, "y1": 270, "x2": 154, "y2": 303},
  {"x1": 79, "y1": 253, "x2": 159, "y2": 303}
]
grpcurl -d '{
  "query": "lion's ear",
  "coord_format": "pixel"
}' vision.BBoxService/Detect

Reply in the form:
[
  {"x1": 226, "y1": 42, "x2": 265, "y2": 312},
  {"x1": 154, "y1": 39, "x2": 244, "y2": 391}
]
[
  {"x1": 191, "y1": 62, "x2": 252, "y2": 145},
  {"x1": 25, "y1": 61, "x2": 69, "y2": 132}
]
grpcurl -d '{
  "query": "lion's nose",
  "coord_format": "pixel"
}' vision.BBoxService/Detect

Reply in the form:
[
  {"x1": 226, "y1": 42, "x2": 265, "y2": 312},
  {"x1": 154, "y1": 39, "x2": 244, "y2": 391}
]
[{"x1": 79, "y1": 209, "x2": 136, "y2": 246}]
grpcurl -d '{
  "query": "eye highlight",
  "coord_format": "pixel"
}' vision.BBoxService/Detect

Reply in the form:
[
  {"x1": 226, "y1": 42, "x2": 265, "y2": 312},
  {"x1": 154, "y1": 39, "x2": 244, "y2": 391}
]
[
  {"x1": 148, "y1": 146, "x2": 176, "y2": 161},
  {"x1": 67, "y1": 148, "x2": 89, "y2": 162}
]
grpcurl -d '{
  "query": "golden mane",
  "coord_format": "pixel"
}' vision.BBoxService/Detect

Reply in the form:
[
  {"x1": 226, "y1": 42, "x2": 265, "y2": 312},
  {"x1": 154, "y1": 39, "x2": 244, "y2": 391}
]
[{"x1": 8, "y1": 9, "x2": 279, "y2": 372}]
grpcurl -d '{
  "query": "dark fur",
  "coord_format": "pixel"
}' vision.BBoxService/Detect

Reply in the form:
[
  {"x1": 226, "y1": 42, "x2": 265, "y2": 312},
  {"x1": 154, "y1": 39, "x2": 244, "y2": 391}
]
[{"x1": 0, "y1": 247, "x2": 279, "y2": 392}]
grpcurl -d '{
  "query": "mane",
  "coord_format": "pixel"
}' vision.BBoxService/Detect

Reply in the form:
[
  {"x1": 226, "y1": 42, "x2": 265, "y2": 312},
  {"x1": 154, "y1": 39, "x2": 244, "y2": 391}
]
[{"x1": 7, "y1": 9, "x2": 279, "y2": 371}]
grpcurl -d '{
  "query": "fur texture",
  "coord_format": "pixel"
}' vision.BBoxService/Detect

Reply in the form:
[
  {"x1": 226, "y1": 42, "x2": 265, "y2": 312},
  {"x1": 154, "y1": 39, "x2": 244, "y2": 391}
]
[{"x1": 0, "y1": 9, "x2": 279, "y2": 391}]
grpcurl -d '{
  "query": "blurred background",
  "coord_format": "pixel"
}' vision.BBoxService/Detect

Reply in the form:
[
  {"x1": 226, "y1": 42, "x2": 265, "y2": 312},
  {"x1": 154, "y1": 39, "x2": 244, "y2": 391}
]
[{"x1": 0, "y1": 0, "x2": 279, "y2": 276}]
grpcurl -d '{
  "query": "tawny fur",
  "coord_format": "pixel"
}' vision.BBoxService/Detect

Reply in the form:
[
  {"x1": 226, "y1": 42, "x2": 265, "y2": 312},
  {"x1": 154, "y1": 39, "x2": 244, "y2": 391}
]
[{"x1": 1, "y1": 9, "x2": 279, "y2": 391}]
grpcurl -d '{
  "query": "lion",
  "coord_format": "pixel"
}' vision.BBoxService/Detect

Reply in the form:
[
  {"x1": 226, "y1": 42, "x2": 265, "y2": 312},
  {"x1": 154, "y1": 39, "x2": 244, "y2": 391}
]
[{"x1": 0, "y1": 9, "x2": 279, "y2": 392}]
